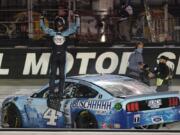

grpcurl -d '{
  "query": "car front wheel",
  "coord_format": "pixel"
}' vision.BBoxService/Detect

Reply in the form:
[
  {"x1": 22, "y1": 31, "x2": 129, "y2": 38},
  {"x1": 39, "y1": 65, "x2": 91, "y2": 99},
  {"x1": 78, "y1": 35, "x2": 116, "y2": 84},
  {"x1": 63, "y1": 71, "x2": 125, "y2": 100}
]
[{"x1": 2, "y1": 104, "x2": 22, "y2": 128}]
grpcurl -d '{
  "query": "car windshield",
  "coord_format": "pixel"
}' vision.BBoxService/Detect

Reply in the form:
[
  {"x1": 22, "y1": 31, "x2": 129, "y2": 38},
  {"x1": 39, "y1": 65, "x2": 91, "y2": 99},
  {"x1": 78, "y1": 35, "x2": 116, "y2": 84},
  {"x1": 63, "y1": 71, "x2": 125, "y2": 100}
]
[{"x1": 94, "y1": 78, "x2": 156, "y2": 97}]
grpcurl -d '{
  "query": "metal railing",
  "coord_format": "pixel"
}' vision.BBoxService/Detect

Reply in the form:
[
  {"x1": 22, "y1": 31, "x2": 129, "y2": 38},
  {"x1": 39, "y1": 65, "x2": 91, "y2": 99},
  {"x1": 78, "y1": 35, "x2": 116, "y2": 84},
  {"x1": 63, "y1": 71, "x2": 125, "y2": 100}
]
[{"x1": 0, "y1": 9, "x2": 180, "y2": 43}]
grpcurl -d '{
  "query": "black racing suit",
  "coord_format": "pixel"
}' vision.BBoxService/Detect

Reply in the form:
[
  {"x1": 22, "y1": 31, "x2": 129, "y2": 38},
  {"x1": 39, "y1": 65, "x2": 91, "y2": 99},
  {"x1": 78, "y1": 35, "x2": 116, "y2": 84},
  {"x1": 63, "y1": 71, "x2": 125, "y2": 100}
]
[
  {"x1": 40, "y1": 16, "x2": 80, "y2": 110},
  {"x1": 154, "y1": 63, "x2": 170, "y2": 92},
  {"x1": 49, "y1": 39, "x2": 67, "y2": 98}
]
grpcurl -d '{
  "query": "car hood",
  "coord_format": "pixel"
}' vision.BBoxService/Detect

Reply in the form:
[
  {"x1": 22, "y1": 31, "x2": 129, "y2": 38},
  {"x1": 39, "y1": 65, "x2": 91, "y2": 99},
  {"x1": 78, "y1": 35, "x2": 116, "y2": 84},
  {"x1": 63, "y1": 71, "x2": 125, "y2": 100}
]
[{"x1": 2, "y1": 95, "x2": 28, "y2": 107}]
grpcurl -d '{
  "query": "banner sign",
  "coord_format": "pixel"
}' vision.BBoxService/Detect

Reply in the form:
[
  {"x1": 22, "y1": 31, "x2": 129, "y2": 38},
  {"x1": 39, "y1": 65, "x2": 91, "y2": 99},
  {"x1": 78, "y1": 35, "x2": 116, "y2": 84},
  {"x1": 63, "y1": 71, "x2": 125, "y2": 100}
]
[{"x1": 0, "y1": 47, "x2": 180, "y2": 79}]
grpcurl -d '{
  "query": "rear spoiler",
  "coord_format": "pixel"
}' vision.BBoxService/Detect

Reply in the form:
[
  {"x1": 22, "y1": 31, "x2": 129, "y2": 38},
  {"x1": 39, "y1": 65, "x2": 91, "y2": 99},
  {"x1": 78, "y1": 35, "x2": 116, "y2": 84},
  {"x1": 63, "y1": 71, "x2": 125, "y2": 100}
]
[{"x1": 124, "y1": 91, "x2": 180, "y2": 100}]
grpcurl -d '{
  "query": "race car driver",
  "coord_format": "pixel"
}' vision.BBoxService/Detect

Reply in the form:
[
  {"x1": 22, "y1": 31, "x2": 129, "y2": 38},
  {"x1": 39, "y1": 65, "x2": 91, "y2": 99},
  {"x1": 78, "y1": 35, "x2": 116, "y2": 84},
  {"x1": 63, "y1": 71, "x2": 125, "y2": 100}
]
[{"x1": 40, "y1": 11, "x2": 80, "y2": 111}]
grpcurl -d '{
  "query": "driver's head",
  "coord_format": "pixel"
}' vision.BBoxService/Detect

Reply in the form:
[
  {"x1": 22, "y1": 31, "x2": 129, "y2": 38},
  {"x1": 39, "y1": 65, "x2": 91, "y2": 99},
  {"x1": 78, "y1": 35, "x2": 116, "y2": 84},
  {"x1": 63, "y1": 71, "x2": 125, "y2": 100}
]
[{"x1": 54, "y1": 16, "x2": 65, "y2": 31}]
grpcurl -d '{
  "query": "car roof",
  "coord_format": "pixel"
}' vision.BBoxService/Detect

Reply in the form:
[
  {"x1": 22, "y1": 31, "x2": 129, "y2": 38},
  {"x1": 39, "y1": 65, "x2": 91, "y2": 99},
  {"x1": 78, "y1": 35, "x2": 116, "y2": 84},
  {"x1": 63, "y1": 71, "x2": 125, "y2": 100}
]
[
  {"x1": 68, "y1": 74, "x2": 133, "y2": 84},
  {"x1": 68, "y1": 74, "x2": 156, "y2": 97}
]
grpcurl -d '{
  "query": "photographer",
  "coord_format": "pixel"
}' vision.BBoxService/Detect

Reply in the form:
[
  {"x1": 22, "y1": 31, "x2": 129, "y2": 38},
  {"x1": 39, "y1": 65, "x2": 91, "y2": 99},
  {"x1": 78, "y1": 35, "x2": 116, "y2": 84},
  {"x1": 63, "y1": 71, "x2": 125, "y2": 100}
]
[
  {"x1": 153, "y1": 56, "x2": 172, "y2": 92},
  {"x1": 140, "y1": 64, "x2": 155, "y2": 86}
]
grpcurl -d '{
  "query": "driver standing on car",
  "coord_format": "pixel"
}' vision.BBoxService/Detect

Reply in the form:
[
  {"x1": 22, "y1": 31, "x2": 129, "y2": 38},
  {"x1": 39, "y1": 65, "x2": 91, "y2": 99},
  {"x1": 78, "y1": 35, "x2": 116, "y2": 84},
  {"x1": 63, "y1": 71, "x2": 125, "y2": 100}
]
[{"x1": 40, "y1": 11, "x2": 80, "y2": 111}]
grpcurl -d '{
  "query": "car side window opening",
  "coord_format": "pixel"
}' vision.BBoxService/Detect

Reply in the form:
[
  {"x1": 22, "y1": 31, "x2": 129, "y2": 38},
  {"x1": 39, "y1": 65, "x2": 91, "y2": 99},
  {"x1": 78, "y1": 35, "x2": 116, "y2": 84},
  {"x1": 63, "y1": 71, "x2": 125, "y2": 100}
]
[
  {"x1": 35, "y1": 82, "x2": 98, "y2": 99},
  {"x1": 63, "y1": 82, "x2": 98, "y2": 99},
  {"x1": 63, "y1": 83, "x2": 77, "y2": 98},
  {"x1": 74, "y1": 83, "x2": 98, "y2": 98},
  {"x1": 36, "y1": 82, "x2": 69, "y2": 98},
  {"x1": 31, "y1": 87, "x2": 49, "y2": 98}
]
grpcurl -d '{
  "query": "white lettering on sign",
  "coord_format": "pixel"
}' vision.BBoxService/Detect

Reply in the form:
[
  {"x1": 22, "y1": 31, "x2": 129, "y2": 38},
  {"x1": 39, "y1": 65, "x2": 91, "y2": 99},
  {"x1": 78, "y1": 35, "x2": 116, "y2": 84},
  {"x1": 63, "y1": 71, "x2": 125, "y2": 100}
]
[
  {"x1": 176, "y1": 57, "x2": 180, "y2": 75},
  {"x1": 95, "y1": 52, "x2": 119, "y2": 73},
  {"x1": 76, "y1": 52, "x2": 96, "y2": 74},
  {"x1": 23, "y1": 53, "x2": 51, "y2": 75},
  {"x1": 119, "y1": 52, "x2": 131, "y2": 74},
  {"x1": 66, "y1": 52, "x2": 74, "y2": 74},
  {"x1": 1, "y1": 50, "x2": 180, "y2": 77},
  {"x1": 0, "y1": 53, "x2": 9, "y2": 75}
]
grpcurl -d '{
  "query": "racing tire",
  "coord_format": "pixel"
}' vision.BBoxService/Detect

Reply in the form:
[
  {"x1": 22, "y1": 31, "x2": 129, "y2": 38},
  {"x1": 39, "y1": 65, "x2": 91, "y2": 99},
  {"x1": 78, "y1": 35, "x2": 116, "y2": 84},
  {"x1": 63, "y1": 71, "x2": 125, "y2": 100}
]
[
  {"x1": 75, "y1": 111, "x2": 98, "y2": 128},
  {"x1": 135, "y1": 124, "x2": 160, "y2": 129},
  {"x1": 2, "y1": 104, "x2": 22, "y2": 128}
]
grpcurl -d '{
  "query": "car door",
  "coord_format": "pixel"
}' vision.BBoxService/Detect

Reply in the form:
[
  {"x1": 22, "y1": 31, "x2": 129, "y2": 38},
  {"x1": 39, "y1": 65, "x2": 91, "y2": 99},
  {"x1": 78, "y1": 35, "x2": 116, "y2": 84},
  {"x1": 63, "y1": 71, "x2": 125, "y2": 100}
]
[
  {"x1": 24, "y1": 86, "x2": 64, "y2": 128},
  {"x1": 59, "y1": 82, "x2": 77, "y2": 127},
  {"x1": 60, "y1": 81, "x2": 99, "y2": 127}
]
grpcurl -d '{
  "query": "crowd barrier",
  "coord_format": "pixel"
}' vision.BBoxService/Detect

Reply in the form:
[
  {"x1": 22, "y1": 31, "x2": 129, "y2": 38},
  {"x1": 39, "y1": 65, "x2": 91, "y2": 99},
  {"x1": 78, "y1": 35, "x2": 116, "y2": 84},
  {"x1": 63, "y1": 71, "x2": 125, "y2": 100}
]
[{"x1": 0, "y1": 45, "x2": 180, "y2": 79}]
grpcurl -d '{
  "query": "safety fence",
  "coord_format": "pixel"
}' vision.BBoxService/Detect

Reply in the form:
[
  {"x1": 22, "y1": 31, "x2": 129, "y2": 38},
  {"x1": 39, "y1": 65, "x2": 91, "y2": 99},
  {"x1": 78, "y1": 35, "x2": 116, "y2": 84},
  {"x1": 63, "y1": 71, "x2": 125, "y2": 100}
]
[{"x1": 0, "y1": 1, "x2": 180, "y2": 43}]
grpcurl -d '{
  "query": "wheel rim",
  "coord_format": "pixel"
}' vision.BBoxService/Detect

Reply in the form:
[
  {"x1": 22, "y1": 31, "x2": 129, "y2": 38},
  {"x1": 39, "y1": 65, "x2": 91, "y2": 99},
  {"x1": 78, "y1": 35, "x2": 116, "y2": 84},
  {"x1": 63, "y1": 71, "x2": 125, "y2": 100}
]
[
  {"x1": 76, "y1": 111, "x2": 97, "y2": 128},
  {"x1": 3, "y1": 105, "x2": 21, "y2": 128}
]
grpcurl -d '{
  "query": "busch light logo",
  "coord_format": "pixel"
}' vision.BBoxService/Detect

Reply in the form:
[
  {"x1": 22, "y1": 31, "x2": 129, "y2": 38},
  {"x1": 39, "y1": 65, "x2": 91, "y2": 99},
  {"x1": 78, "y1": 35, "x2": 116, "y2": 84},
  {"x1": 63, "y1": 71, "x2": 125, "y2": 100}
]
[{"x1": 148, "y1": 99, "x2": 162, "y2": 109}]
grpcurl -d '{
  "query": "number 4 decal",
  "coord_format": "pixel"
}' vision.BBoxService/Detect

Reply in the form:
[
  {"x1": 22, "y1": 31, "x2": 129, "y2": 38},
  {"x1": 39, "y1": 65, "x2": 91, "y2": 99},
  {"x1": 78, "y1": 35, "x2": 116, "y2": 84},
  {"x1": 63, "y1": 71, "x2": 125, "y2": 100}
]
[{"x1": 43, "y1": 108, "x2": 62, "y2": 126}]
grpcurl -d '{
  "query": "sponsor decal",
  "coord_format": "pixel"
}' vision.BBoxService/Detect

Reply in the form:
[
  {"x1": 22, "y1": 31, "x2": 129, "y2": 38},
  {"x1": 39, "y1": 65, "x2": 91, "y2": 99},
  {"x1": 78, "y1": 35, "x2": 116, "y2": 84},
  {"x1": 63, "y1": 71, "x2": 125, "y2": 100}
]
[
  {"x1": 148, "y1": 99, "x2": 162, "y2": 109},
  {"x1": 134, "y1": 114, "x2": 140, "y2": 123},
  {"x1": 152, "y1": 116, "x2": 164, "y2": 124},
  {"x1": 99, "y1": 122, "x2": 113, "y2": 128},
  {"x1": 0, "y1": 53, "x2": 9, "y2": 75},
  {"x1": 114, "y1": 124, "x2": 121, "y2": 128},
  {"x1": 114, "y1": 103, "x2": 122, "y2": 111},
  {"x1": 53, "y1": 35, "x2": 65, "y2": 46},
  {"x1": 43, "y1": 108, "x2": 62, "y2": 126},
  {"x1": 102, "y1": 123, "x2": 107, "y2": 128},
  {"x1": 71, "y1": 100, "x2": 112, "y2": 111},
  {"x1": 96, "y1": 110, "x2": 108, "y2": 114}
]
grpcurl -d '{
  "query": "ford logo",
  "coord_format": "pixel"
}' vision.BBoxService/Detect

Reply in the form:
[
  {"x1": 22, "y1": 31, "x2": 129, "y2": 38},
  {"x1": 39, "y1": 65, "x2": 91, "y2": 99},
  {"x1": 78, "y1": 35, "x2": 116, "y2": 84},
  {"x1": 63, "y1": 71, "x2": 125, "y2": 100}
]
[{"x1": 152, "y1": 116, "x2": 163, "y2": 123}]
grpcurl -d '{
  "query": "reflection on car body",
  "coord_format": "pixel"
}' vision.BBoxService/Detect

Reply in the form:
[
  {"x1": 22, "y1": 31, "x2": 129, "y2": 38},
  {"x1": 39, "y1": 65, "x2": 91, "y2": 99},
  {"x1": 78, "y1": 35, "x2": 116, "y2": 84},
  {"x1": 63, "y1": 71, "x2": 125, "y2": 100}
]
[{"x1": 1, "y1": 74, "x2": 180, "y2": 129}]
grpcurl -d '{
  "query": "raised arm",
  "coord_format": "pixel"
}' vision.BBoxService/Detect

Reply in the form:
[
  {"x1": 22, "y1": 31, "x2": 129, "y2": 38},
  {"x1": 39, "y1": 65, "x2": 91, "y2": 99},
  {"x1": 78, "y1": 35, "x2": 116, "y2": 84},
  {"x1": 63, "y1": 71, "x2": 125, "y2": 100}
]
[
  {"x1": 40, "y1": 16, "x2": 56, "y2": 36},
  {"x1": 61, "y1": 14, "x2": 80, "y2": 37}
]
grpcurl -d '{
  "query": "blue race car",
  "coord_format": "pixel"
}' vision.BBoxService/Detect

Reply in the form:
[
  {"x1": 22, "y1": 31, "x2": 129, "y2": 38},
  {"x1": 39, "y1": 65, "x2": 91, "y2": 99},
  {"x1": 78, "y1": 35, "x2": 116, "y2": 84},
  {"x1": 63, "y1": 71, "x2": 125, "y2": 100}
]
[{"x1": 1, "y1": 74, "x2": 180, "y2": 129}]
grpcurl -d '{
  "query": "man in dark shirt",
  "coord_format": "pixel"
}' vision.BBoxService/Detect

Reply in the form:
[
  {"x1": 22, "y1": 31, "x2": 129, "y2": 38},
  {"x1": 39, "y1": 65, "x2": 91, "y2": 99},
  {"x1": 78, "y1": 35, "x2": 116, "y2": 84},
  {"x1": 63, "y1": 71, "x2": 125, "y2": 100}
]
[
  {"x1": 40, "y1": 11, "x2": 80, "y2": 110},
  {"x1": 154, "y1": 55, "x2": 171, "y2": 92},
  {"x1": 117, "y1": 2, "x2": 133, "y2": 41}
]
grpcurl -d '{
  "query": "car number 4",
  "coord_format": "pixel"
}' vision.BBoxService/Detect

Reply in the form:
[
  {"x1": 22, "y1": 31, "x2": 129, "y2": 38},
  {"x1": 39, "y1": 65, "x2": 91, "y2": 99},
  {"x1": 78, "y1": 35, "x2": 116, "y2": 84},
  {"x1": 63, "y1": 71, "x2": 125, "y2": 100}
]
[{"x1": 43, "y1": 108, "x2": 62, "y2": 126}]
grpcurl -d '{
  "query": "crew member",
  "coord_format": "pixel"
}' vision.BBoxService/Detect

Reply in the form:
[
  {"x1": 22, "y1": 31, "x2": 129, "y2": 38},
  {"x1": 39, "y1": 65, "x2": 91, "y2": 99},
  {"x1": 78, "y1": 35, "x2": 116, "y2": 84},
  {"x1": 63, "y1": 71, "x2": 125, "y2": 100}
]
[
  {"x1": 126, "y1": 41, "x2": 152, "y2": 85},
  {"x1": 40, "y1": 11, "x2": 80, "y2": 110},
  {"x1": 154, "y1": 55, "x2": 171, "y2": 92},
  {"x1": 126, "y1": 41, "x2": 144, "y2": 80}
]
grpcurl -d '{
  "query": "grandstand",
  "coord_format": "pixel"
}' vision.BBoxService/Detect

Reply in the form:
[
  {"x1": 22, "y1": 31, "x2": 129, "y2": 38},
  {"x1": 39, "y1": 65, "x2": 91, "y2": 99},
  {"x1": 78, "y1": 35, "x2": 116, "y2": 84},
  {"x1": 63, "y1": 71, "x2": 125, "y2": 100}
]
[{"x1": 0, "y1": 0, "x2": 179, "y2": 45}]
